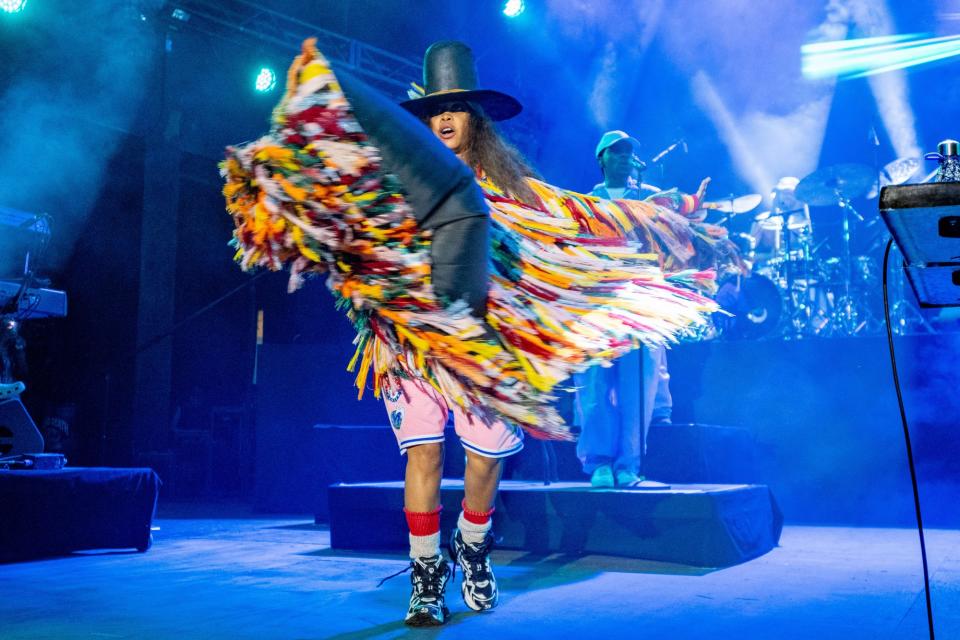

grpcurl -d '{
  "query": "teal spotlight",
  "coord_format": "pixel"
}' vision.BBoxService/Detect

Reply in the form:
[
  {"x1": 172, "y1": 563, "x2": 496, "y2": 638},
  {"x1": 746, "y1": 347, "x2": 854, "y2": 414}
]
[
  {"x1": 0, "y1": 0, "x2": 27, "y2": 14},
  {"x1": 503, "y1": 0, "x2": 524, "y2": 18},
  {"x1": 254, "y1": 67, "x2": 277, "y2": 93}
]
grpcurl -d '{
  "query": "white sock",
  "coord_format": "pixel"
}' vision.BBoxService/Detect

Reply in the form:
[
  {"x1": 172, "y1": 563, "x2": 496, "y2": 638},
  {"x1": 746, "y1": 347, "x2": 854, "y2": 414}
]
[
  {"x1": 458, "y1": 511, "x2": 492, "y2": 546},
  {"x1": 409, "y1": 532, "x2": 441, "y2": 560}
]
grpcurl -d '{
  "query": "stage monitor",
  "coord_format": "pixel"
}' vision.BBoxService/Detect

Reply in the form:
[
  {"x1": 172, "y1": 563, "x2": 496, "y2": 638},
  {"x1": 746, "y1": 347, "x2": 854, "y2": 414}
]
[{"x1": 879, "y1": 183, "x2": 960, "y2": 307}]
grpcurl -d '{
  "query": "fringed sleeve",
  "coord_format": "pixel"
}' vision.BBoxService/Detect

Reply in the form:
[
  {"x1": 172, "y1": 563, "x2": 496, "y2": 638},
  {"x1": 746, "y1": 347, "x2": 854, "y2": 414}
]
[{"x1": 220, "y1": 39, "x2": 718, "y2": 440}]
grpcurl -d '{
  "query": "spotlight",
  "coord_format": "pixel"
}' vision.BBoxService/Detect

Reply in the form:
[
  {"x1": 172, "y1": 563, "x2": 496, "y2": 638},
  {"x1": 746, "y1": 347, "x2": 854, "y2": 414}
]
[
  {"x1": 503, "y1": 0, "x2": 524, "y2": 18},
  {"x1": 254, "y1": 67, "x2": 277, "y2": 93},
  {"x1": 0, "y1": 0, "x2": 27, "y2": 14}
]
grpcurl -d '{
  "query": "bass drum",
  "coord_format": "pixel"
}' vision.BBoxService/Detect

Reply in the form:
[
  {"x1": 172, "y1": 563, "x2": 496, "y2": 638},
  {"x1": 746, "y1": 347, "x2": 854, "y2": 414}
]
[{"x1": 713, "y1": 273, "x2": 783, "y2": 340}]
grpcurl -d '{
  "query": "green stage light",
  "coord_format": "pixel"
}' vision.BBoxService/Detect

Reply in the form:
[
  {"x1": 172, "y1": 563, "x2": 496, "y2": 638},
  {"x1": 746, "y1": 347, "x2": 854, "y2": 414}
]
[
  {"x1": 0, "y1": 0, "x2": 27, "y2": 14},
  {"x1": 254, "y1": 67, "x2": 277, "y2": 93},
  {"x1": 503, "y1": 0, "x2": 524, "y2": 18}
]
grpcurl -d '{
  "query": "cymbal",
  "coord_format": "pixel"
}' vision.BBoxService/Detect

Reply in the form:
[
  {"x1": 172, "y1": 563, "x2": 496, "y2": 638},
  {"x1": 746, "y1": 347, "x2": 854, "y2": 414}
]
[
  {"x1": 880, "y1": 156, "x2": 922, "y2": 187},
  {"x1": 704, "y1": 193, "x2": 762, "y2": 214},
  {"x1": 796, "y1": 163, "x2": 876, "y2": 206}
]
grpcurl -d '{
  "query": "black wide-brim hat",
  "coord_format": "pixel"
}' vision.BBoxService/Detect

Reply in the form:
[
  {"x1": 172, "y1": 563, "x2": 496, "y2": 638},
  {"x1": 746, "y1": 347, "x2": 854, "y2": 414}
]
[{"x1": 400, "y1": 40, "x2": 522, "y2": 122}]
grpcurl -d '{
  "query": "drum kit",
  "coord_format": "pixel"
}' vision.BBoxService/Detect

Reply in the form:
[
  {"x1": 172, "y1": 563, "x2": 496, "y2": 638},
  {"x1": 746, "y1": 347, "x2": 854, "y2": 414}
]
[{"x1": 705, "y1": 158, "x2": 935, "y2": 340}]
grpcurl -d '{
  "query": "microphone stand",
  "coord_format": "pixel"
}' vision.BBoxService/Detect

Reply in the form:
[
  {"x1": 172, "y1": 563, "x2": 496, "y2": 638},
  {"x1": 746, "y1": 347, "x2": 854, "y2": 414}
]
[
  {"x1": 648, "y1": 139, "x2": 686, "y2": 186},
  {"x1": 99, "y1": 270, "x2": 271, "y2": 465}
]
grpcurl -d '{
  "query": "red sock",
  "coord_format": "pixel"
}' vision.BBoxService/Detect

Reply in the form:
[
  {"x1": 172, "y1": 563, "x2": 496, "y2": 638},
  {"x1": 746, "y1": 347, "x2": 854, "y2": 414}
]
[
  {"x1": 461, "y1": 499, "x2": 495, "y2": 526},
  {"x1": 404, "y1": 506, "x2": 442, "y2": 536}
]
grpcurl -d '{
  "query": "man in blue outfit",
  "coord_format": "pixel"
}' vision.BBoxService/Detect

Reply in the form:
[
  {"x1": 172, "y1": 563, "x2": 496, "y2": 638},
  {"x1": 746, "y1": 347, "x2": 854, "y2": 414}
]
[{"x1": 574, "y1": 130, "x2": 673, "y2": 488}]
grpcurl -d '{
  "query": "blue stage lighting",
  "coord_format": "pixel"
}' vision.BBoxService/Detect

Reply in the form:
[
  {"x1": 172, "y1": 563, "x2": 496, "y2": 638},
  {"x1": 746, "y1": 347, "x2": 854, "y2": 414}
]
[
  {"x1": 255, "y1": 67, "x2": 277, "y2": 93},
  {"x1": 503, "y1": 0, "x2": 524, "y2": 18},
  {"x1": 802, "y1": 33, "x2": 960, "y2": 79},
  {"x1": 0, "y1": 0, "x2": 27, "y2": 14}
]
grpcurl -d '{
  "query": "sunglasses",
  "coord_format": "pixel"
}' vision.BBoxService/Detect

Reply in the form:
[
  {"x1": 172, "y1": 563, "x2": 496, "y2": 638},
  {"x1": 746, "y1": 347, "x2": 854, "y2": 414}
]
[{"x1": 426, "y1": 100, "x2": 473, "y2": 117}]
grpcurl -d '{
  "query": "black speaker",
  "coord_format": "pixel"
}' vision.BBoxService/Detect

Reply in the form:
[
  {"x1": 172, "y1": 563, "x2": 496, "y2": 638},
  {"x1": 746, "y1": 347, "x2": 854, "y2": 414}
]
[{"x1": 0, "y1": 399, "x2": 44, "y2": 456}]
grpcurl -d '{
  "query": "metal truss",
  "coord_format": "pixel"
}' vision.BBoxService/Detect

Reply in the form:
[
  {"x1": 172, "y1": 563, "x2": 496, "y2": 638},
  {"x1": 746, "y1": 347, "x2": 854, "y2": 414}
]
[{"x1": 161, "y1": 0, "x2": 420, "y2": 97}]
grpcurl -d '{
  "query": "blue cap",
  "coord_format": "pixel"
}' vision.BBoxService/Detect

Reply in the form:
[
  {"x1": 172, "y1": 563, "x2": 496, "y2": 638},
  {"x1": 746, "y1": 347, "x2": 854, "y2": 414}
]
[{"x1": 595, "y1": 130, "x2": 641, "y2": 159}]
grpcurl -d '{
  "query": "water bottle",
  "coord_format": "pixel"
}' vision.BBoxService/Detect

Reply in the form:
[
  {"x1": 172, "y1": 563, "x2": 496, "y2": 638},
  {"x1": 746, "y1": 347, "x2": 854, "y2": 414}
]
[{"x1": 925, "y1": 139, "x2": 960, "y2": 182}]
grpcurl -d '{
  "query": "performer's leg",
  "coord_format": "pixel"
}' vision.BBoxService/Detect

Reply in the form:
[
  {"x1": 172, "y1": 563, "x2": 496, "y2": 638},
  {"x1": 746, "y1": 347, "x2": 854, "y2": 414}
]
[
  {"x1": 463, "y1": 450, "x2": 503, "y2": 514},
  {"x1": 383, "y1": 377, "x2": 452, "y2": 626},
  {"x1": 404, "y1": 443, "x2": 443, "y2": 511},
  {"x1": 651, "y1": 346, "x2": 673, "y2": 425},
  {"x1": 614, "y1": 348, "x2": 643, "y2": 484},
  {"x1": 640, "y1": 345, "x2": 658, "y2": 447},
  {"x1": 574, "y1": 365, "x2": 618, "y2": 486},
  {"x1": 384, "y1": 377, "x2": 448, "y2": 556},
  {"x1": 456, "y1": 411, "x2": 521, "y2": 514},
  {"x1": 450, "y1": 412, "x2": 521, "y2": 612},
  {"x1": 404, "y1": 442, "x2": 444, "y2": 559}
]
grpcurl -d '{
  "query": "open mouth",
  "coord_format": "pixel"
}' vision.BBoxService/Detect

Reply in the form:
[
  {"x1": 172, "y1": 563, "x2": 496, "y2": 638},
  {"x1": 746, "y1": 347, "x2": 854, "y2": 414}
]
[{"x1": 439, "y1": 126, "x2": 456, "y2": 140}]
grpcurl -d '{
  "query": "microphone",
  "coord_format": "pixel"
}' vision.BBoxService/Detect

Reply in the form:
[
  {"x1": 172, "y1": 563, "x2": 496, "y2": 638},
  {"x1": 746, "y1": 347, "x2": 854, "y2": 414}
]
[{"x1": 650, "y1": 139, "x2": 684, "y2": 165}]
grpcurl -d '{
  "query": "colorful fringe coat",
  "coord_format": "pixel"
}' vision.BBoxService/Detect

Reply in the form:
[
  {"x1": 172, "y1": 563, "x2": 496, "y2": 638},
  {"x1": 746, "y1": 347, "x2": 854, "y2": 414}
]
[{"x1": 221, "y1": 40, "x2": 723, "y2": 440}]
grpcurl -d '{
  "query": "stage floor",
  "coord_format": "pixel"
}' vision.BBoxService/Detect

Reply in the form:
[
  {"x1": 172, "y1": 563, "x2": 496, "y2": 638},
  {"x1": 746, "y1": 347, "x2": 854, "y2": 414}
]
[{"x1": 0, "y1": 506, "x2": 956, "y2": 639}]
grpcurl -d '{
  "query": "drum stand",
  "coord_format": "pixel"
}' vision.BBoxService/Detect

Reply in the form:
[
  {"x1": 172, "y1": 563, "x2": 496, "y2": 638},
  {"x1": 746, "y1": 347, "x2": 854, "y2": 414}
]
[
  {"x1": 781, "y1": 227, "x2": 808, "y2": 338},
  {"x1": 780, "y1": 223, "x2": 827, "y2": 339},
  {"x1": 887, "y1": 242, "x2": 936, "y2": 335},
  {"x1": 823, "y1": 193, "x2": 882, "y2": 336}
]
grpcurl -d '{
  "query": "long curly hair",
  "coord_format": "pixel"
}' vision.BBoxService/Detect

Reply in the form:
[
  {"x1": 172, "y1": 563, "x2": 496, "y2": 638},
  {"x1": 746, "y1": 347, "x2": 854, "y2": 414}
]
[{"x1": 424, "y1": 103, "x2": 541, "y2": 206}]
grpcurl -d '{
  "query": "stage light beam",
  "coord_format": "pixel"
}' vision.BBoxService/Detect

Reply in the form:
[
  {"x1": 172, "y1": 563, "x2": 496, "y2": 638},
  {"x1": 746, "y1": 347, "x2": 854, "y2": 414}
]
[
  {"x1": 503, "y1": 0, "x2": 524, "y2": 18},
  {"x1": 802, "y1": 33, "x2": 960, "y2": 79},
  {"x1": 254, "y1": 67, "x2": 277, "y2": 93},
  {"x1": 0, "y1": 0, "x2": 27, "y2": 14}
]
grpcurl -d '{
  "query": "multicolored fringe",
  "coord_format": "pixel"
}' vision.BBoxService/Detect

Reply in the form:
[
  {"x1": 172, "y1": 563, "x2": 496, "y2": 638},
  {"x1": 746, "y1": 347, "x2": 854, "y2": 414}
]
[
  {"x1": 542, "y1": 181, "x2": 745, "y2": 279},
  {"x1": 220, "y1": 39, "x2": 718, "y2": 440}
]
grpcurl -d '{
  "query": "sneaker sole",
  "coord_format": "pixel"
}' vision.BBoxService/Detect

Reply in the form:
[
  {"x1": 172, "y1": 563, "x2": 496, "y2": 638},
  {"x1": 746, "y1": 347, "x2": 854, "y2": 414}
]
[{"x1": 404, "y1": 608, "x2": 449, "y2": 626}]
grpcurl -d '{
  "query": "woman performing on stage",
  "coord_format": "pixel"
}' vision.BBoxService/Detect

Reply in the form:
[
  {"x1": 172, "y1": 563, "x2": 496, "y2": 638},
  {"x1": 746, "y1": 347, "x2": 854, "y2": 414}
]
[{"x1": 221, "y1": 38, "x2": 720, "y2": 626}]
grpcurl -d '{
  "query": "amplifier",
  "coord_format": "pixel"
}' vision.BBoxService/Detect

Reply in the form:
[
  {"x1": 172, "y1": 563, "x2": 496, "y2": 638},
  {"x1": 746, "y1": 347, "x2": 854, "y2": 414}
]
[{"x1": 0, "y1": 453, "x2": 67, "y2": 470}]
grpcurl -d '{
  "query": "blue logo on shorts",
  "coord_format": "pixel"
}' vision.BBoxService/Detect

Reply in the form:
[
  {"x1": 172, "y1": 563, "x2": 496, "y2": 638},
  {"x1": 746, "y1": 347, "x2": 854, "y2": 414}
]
[
  {"x1": 385, "y1": 385, "x2": 402, "y2": 403},
  {"x1": 390, "y1": 409, "x2": 404, "y2": 430}
]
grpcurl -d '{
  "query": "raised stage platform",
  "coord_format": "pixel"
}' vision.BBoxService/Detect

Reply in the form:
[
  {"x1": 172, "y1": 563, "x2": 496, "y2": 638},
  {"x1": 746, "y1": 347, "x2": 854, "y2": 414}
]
[
  {"x1": 329, "y1": 479, "x2": 783, "y2": 568},
  {"x1": 0, "y1": 467, "x2": 161, "y2": 562}
]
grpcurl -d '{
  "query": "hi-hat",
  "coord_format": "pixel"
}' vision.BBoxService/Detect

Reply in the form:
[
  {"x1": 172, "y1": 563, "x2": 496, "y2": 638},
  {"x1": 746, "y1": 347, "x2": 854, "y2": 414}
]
[
  {"x1": 703, "y1": 193, "x2": 762, "y2": 214},
  {"x1": 796, "y1": 163, "x2": 876, "y2": 205}
]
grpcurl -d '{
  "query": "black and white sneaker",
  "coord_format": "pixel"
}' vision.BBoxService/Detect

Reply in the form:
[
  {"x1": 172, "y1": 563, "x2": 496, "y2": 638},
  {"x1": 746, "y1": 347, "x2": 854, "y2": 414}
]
[
  {"x1": 449, "y1": 528, "x2": 499, "y2": 611},
  {"x1": 404, "y1": 555, "x2": 452, "y2": 626}
]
